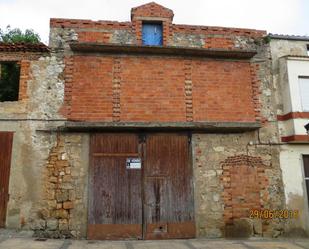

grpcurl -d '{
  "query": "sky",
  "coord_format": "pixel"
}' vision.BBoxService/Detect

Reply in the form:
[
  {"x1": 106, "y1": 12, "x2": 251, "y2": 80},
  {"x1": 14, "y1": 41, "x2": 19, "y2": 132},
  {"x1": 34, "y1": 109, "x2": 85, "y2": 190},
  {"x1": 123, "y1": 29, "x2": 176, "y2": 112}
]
[{"x1": 0, "y1": 0, "x2": 308, "y2": 44}]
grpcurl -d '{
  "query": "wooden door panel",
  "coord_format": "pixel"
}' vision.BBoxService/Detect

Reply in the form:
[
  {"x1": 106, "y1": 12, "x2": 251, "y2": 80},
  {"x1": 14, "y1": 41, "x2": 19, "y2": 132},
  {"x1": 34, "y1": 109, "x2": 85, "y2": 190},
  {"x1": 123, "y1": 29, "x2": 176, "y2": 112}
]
[
  {"x1": 88, "y1": 134, "x2": 142, "y2": 240},
  {"x1": 88, "y1": 133, "x2": 195, "y2": 240},
  {"x1": 144, "y1": 177, "x2": 170, "y2": 223},
  {"x1": 144, "y1": 134, "x2": 195, "y2": 239},
  {"x1": 0, "y1": 132, "x2": 13, "y2": 228}
]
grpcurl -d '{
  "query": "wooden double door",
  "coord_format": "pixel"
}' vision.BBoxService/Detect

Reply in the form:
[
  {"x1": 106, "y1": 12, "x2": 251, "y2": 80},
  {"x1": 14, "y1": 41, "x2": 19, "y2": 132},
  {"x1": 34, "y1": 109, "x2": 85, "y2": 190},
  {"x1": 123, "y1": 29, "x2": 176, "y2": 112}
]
[
  {"x1": 0, "y1": 132, "x2": 13, "y2": 228},
  {"x1": 88, "y1": 133, "x2": 195, "y2": 240}
]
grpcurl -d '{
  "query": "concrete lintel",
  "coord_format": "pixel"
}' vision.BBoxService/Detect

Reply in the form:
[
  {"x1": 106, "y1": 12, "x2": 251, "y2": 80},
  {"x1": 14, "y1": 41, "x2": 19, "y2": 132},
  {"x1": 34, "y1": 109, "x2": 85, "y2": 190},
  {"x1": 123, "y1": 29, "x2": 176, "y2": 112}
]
[
  {"x1": 56, "y1": 121, "x2": 261, "y2": 133},
  {"x1": 69, "y1": 43, "x2": 256, "y2": 59}
]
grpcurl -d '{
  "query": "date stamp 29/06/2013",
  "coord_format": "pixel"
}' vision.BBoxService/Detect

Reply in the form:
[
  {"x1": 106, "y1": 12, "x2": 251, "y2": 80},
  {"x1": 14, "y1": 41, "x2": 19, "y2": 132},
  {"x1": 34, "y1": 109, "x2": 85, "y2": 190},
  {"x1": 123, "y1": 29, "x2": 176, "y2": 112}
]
[{"x1": 249, "y1": 209, "x2": 299, "y2": 219}]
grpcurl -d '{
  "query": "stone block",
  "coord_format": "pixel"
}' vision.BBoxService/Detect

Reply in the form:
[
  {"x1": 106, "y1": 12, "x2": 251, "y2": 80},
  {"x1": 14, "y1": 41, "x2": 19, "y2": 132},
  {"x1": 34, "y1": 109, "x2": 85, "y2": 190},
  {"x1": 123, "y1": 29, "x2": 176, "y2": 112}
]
[
  {"x1": 49, "y1": 176, "x2": 58, "y2": 183},
  {"x1": 47, "y1": 219, "x2": 58, "y2": 230},
  {"x1": 63, "y1": 175, "x2": 72, "y2": 182},
  {"x1": 69, "y1": 190, "x2": 75, "y2": 200},
  {"x1": 65, "y1": 168, "x2": 71, "y2": 174},
  {"x1": 30, "y1": 219, "x2": 46, "y2": 230},
  {"x1": 47, "y1": 200, "x2": 57, "y2": 209},
  {"x1": 60, "y1": 183, "x2": 74, "y2": 190},
  {"x1": 63, "y1": 201, "x2": 74, "y2": 209},
  {"x1": 253, "y1": 219, "x2": 263, "y2": 235},
  {"x1": 46, "y1": 189, "x2": 55, "y2": 200},
  {"x1": 225, "y1": 218, "x2": 253, "y2": 238},
  {"x1": 53, "y1": 209, "x2": 68, "y2": 219},
  {"x1": 59, "y1": 219, "x2": 69, "y2": 231},
  {"x1": 56, "y1": 191, "x2": 69, "y2": 202}
]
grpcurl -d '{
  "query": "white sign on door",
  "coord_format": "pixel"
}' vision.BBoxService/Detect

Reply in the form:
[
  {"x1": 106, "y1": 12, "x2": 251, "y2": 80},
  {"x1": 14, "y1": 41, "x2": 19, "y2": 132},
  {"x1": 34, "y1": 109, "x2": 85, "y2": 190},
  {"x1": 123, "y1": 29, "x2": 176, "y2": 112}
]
[{"x1": 126, "y1": 158, "x2": 142, "y2": 169}]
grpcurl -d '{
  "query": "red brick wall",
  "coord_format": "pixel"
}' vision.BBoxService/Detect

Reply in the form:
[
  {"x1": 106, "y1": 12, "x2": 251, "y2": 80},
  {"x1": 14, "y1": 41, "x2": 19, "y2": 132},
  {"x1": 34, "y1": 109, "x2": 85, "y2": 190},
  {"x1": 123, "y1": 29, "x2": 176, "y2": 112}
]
[
  {"x1": 18, "y1": 60, "x2": 31, "y2": 100},
  {"x1": 56, "y1": 3, "x2": 265, "y2": 123},
  {"x1": 68, "y1": 56, "x2": 114, "y2": 121},
  {"x1": 192, "y1": 60, "x2": 255, "y2": 122},
  {"x1": 64, "y1": 55, "x2": 258, "y2": 122},
  {"x1": 120, "y1": 57, "x2": 186, "y2": 122},
  {"x1": 77, "y1": 32, "x2": 112, "y2": 43},
  {"x1": 131, "y1": 2, "x2": 174, "y2": 20},
  {"x1": 204, "y1": 37, "x2": 234, "y2": 49},
  {"x1": 221, "y1": 155, "x2": 269, "y2": 225}
]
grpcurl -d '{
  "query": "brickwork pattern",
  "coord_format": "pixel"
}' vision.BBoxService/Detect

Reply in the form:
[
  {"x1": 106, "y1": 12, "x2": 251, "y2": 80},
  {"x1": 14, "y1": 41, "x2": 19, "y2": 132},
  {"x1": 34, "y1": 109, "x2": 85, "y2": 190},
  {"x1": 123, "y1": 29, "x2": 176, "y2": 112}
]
[
  {"x1": 132, "y1": 20, "x2": 142, "y2": 45},
  {"x1": 184, "y1": 60, "x2": 193, "y2": 122},
  {"x1": 63, "y1": 56, "x2": 260, "y2": 122},
  {"x1": 119, "y1": 57, "x2": 186, "y2": 121},
  {"x1": 61, "y1": 56, "x2": 74, "y2": 117},
  {"x1": 192, "y1": 60, "x2": 256, "y2": 122},
  {"x1": 220, "y1": 155, "x2": 269, "y2": 225},
  {"x1": 250, "y1": 63, "x2": 262, "y2": 122},
  {"x1": 204, "y1": 37, "x2": 234, "y2": 49},
  {"x1": 131, "y1": 2, "x2": 174, "y2": 20},
  {"x1": 112, "y1": 57, "x2": 121, "y2": 121},
  {"x1": 69, "y1": 55, "x2": 113, "y2": 121},
  {"x1": 77, "y1": 31, "x2": 111, "y2": 43},
  {"x1": 18, "y1": 60, "x2": 31, "y2": 100}
]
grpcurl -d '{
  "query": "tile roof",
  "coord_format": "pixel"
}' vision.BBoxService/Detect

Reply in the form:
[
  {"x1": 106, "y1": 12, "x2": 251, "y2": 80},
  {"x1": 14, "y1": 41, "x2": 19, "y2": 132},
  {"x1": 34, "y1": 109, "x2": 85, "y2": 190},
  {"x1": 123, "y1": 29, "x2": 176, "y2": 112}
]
[
  {"x1": 269, "y1": 33, "x2": 309, "y2": 41},
  {"x1": 0, "y1": 42, "x2": 50, "y2": 52}
]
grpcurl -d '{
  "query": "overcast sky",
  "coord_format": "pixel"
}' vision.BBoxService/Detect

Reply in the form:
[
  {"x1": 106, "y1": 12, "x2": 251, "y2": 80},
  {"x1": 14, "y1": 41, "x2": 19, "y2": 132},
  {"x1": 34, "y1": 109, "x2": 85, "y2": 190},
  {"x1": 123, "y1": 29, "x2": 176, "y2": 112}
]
[{"x1": 0, "y1": 0, "x2": 308, "y2": 44}]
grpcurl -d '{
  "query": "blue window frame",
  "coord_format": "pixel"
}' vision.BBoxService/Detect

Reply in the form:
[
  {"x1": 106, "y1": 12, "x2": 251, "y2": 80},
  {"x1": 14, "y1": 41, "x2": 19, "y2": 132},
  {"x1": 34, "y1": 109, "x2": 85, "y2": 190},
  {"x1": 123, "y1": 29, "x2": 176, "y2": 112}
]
[{"x1": 142, "y1": 23, "x2": 163, "y2": 46}]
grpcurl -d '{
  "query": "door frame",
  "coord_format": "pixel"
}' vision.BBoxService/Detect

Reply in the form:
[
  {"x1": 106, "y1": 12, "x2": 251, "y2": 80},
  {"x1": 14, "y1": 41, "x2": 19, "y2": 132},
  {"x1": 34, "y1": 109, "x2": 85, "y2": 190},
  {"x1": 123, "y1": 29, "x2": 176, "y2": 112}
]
[
  {"x1": 0, "y1": 132, "x2": 14, "y2": 228},
  {"x1": 87, "y1": 131, "x2": 195, "y2": 240}
]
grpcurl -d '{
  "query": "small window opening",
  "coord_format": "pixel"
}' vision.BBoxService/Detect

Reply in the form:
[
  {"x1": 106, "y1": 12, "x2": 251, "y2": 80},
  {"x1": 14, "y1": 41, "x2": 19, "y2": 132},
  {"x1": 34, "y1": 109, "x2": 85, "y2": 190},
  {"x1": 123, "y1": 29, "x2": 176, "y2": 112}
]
[
  {"x1": 142, "y1": 22, "x2": 163, "y2": 46},
  {"x1": 307, "y1": 44, "x2": 309, "y2": 56},
  {"x1": 0, "y1": 62, "x2": 20, "y2": 102}
]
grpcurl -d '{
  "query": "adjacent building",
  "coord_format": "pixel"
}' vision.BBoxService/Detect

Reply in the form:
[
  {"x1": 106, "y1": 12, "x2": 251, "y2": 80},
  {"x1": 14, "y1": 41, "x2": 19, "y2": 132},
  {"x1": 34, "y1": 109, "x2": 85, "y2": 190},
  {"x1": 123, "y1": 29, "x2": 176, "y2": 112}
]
[
  {"x1": 270, "y1": 34, "x2": 309, "y2": 236},
  {"x1": 0, "y1": 2, "x2": 302, "y2": 239}
]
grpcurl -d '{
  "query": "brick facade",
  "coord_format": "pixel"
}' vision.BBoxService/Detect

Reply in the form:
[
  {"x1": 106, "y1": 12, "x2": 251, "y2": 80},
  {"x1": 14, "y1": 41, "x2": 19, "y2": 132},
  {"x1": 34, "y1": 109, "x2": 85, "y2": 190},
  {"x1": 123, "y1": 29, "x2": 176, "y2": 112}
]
[{"x1": 50, "y1": 2, "x2": 265, "y2": 124}]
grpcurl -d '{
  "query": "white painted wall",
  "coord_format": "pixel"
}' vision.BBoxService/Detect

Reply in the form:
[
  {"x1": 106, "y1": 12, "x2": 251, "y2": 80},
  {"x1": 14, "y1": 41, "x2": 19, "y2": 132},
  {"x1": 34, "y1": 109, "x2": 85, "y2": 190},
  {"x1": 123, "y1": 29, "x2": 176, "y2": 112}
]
[
  {"x1": 278, "y1": 119, "x2": 294, "y2": 137},
  {"x1": 287, "y1": 58, "x2": 309, "y2": 113},
  {"x1": 294, "y1": 119, "x2": 309, "y2": 135},
  {"x1": 279, "y1": 119, "x2": 309, "y2": 137},
  {"x1": 280, "y1": 145, "x2": 309, "y2": 232},
  {"x1": 280, "y1": 145, "x2": 307, "y2": 200},
  {"x1": 277, "y1": 57, "x2": 309, "y2": 137}
]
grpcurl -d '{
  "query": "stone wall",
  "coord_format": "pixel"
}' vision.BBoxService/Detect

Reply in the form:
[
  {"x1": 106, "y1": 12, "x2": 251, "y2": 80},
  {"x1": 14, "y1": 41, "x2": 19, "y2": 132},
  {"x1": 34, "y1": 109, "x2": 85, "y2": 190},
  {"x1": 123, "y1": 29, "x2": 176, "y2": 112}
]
[
  {"x1": 0, "y1": 51, "x2": 68, "y2": 233},
  {"x1": 34, "y1": 133, "x2": 89, "y2": 238},
  {"x1": 193, "y1": 132, "x2": 285, "y2": 238}
]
